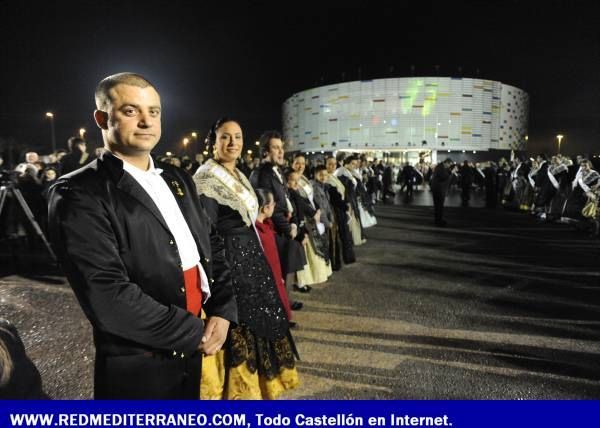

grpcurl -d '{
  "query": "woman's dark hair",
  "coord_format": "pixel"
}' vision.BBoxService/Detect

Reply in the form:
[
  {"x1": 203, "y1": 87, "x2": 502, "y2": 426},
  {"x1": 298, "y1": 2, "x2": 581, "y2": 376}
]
[
  {"x1": 258, "y1": 130, "x2": 282, "y2": 158},
  {"x1": 205, "y1": 117, "x2": 241, "y2": 156},
  {"x1": 255, "y1": 188, "x2": 274, "y2": 208},
  {"x1": 343, "y1": 155, "x2": 357, "y2": 166},
  {"x1": 292, "y1": 152, "x2": 305, "y2": 161},
  {"x1": 314, "y1": 165, "x2": 327, "y2": 174}
]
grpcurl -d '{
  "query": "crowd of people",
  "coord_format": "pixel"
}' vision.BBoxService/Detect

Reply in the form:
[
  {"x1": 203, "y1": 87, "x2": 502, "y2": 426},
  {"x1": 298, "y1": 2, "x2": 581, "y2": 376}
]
[
  {"x1": 393, "y1": 155, "x2": 600, "y2": 234},
  {"x1": 1, "y1": 72, "x2": 598, "y2": 400},
  {"x1": 0, "y1": 73, "x2": 381, "y2": 399}
]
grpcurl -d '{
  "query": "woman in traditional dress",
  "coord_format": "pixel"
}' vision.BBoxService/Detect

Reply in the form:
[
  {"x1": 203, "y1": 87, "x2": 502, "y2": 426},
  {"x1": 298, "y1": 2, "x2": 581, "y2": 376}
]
[
  {"x1": 254, "y1": 188, "x2": 293, "y2": 324},
  {"x1": 350, "y1": 157, "x2": 377, "y2": 227},
  {"x1": 563, "y1": 159, "x2": 600, "y2": 221},
  {"x1": 193, "y1": 118, "x2": 299, "y2": 399},
  {"x1": 334, "y1": 155, "x2": 368, "y2": 244},
  {"x1": 545, "y1": 156, "x2": 569, "y2": 221},
  {"x1": 325, "y1": 156, "x2": 356, "y2": 266},
  {"x1": 286, "y1": 162, "x2": 332, "y2": 287}
]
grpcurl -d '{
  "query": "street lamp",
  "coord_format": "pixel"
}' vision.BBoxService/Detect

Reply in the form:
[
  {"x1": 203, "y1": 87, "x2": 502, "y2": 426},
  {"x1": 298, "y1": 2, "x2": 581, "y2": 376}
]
[
  {"x1": 556, "y1": 134, "x2": 564, "y2": 154},
  {"x1": 79, "y1": 128, "x2": 86, "y2": 139},
  {"x1": 45, "y1": 112, "x2": 56, "y2": 154},
  {"x1": 183, "y1": 138, "x2": 190, "y2": 156},
  {"x1": 191, "y1": 132, "x2": 198, "y2": 154},
  {"x1": 255, "y1": 141, "x2": 260, "y2": 146}
]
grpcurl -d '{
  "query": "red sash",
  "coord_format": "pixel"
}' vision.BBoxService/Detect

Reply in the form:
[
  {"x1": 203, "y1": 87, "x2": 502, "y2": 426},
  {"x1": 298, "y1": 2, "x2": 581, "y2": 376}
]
[{"x1": 183, "y1": 265, "x2": 202, "y2": 316}]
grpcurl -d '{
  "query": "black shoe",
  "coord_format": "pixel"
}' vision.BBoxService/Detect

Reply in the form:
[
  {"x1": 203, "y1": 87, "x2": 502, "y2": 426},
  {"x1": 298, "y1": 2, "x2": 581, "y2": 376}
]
[
  {"x1": 291, "y1": 301, "x2": 303, "y2": 311},
  {"x1": 289, "y1": 321, "x2": 298, "y2": 329},
  {"x1": 293, "y1": 284, "x2": 311, "y2": 293}
]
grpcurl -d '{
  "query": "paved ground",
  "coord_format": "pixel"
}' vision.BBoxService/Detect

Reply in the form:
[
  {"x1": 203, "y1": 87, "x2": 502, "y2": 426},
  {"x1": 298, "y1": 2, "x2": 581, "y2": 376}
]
[{"x1": 1, "y1": 189, "x2": 599, "y2": 398}]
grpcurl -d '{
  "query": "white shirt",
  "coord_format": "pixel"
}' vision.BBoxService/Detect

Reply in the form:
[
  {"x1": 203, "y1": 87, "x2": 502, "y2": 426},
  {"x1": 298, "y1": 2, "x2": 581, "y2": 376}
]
[{"x1": 121, "y1": 156, "x2": 211, "y2": 300}]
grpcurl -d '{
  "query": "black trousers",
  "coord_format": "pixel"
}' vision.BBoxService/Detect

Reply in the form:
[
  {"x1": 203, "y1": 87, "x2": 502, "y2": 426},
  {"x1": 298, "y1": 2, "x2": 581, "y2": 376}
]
[
  {"x1": 94, "y1": 351, "x2": 202, "y2": 399},
  {"x1": 461, "y1": 185, "x2": 471, "y2": 206},
  {"x1": 433, "y1": 191, "x2": 445, "y2": 224}
]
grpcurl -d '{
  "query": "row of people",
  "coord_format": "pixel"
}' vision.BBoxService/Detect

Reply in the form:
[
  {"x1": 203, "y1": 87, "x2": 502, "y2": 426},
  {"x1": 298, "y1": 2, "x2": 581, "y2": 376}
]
[{"x1": 45, "y1": 73, "x2": 378, "y2": 401}]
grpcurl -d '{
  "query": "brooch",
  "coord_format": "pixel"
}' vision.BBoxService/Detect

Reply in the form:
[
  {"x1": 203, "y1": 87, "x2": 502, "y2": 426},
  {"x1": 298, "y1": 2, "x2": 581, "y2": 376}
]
[{"x1": 171, "y1": 180, "x2": 184, "y2": 197}]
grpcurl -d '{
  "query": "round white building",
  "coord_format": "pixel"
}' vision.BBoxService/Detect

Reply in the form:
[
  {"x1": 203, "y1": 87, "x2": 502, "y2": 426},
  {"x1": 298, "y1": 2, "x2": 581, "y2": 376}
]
[{"x1": 283, "y1": 77, "x2": 528, "y2": 163}]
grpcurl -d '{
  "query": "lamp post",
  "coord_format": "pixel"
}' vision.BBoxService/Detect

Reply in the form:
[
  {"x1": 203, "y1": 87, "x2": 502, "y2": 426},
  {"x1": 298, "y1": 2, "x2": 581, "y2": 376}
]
[
  {"x1": 191, "y1": 132, "x2": 198, "y2": 154},
  {"x1": 183, "y1": 138, "x2": 190, "y2": 156},
  {"x1": 79, "y1": 128, "x2": 86, "y2": 140},
  {"x1": 556, "y1": 134, "x2": 564, "y2": 154},
  {"x1": 45, "y1": 112, "x2": 56, "y2": 154}
]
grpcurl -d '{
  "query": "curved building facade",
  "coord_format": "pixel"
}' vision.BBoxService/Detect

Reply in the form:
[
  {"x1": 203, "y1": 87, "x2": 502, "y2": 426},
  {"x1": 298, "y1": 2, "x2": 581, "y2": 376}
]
[{"x1": 283, "y1": 77, "x2": 528, "y2": 162}]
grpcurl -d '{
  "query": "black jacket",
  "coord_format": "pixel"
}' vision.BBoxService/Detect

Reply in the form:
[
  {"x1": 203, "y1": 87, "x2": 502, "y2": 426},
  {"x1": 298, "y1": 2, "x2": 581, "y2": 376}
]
[
  {"x1": 431, "y1": 163, "x2": 452, "y2": 194},
  {"x1": 48, "y1": 152, "x2": 237, "y2": 398},
  {"x1": 59, "y1": 150, "x2": 94, "y2": 176},
  {"x1": 250, "y1": 161, "x2": 291, "y2": 236}
]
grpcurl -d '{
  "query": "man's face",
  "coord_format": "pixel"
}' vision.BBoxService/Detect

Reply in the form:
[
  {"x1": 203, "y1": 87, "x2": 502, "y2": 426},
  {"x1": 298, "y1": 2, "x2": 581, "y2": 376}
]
[
  {"x1": 326, "y1": 158, "x2": 337, "y2": 174},
  {"x1": 98, "y1": 84, "x2": 162, "y2": 156},
  {"x1": 267, "y1": 138, "x2": 285, "y2": 166}
]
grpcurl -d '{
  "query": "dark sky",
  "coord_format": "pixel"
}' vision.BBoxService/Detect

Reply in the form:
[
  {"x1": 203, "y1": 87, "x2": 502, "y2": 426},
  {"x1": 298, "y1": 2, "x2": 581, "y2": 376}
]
[{"x1": 1, "y1": 0, "x2": 599, "y2": 160}]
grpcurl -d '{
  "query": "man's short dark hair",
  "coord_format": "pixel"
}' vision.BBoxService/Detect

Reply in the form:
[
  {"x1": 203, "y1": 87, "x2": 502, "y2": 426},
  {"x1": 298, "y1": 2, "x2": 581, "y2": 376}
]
[
  {"x1": 259, "y1": 130, "x2": 282, "y2": 158},
  {"x1": 95, "y1": 72, "x2": 156, "y2": 110}
]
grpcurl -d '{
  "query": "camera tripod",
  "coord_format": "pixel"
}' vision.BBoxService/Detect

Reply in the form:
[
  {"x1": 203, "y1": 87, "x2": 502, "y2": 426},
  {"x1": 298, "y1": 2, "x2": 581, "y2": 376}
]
[{"x1": 0, "y1": 184, "x2": 57, "y2": 262}]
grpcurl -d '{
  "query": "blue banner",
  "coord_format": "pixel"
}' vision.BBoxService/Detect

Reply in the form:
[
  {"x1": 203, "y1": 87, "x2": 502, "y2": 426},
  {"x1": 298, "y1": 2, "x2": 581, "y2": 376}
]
[{"x1": 0, "y1": 401, "x2": 597, "y2": 428}]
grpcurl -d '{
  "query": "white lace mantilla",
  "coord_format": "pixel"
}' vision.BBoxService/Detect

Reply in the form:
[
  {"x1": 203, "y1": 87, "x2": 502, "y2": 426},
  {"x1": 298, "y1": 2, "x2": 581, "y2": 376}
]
[
  {"x1": 298, "y1": 175, "x2": 316, "y2": 209},
  {"x1": 194, "y1": 159, "x2": 258, "y2": 227},
  {"x1": 334, "y1": 167, "x2": 357, "y2": 188},
  {"x1": 327, "y1": 174, "x2": 346, "y2": 198}
]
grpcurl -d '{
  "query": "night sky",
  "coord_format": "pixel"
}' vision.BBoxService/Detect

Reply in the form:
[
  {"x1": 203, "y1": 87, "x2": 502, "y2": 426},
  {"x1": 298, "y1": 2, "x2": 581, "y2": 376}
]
[{"x1": 1, "y1": 0, "x2": 599, "y2": 160}]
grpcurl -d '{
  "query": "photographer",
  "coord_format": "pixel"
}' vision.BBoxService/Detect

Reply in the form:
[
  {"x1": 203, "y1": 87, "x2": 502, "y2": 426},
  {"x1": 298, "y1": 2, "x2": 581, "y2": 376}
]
[{"x1": 1, "y1": 163, "x2": 46, "y2": 272}]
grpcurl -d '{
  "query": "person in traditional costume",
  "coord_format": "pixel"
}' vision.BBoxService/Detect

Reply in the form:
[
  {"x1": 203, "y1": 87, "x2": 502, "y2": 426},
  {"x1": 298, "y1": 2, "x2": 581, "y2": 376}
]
[
  {"x1": 254, "y1": 188, "x2": 293, "y2": 325},
  {"x1": 546, "y1": 156, "x2": 572, "y2": 222},
  {"x1": 351, "y1": 157, "x2": 378, "y2": 227},
  {"x1": 286, "y1": 160, "x2": 332, "y2": 287},
  {"x1": 563, "y1": 159, "x2": 600, "y2": 221},
  {"x1": 325, "y1": 157, "x2": 356, "y2": 268},
  {"x1": 334, "y1": 155, "x2": 366, "y2": 245},
  {"x1": 249, "y1": 131, "x2": 307, "y2": 308},
  {"x1": 194, "y1": 118, "x2": 299, "y2": 400},
  {"x1": 483, "y1": 161, "x2": 498, "y2": 209},
  {"x1": 311, "y1": 164, "x2": 341, "y2": 271},
  {"x1": 531, "y1": 155, "x2": 551, "y2": 216}
]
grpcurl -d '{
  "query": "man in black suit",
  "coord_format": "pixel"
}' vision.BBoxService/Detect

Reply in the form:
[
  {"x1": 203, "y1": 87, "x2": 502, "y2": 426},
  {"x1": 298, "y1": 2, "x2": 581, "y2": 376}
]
[
  {"x1": 459, "y1": 160, "x2": 474, "y2": 207},
  {"x1": 431, "y1": 158, "x2": 455, "y2": 226},
  {"x1": 249, "y1": 131, "x2": 304, "y2": 310},
  {"x1": 48, "y1": 73, "x2": 237, "y2": 399}
]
